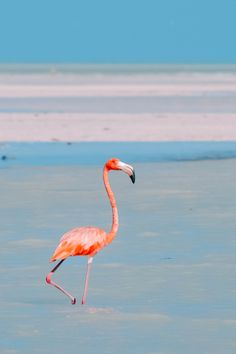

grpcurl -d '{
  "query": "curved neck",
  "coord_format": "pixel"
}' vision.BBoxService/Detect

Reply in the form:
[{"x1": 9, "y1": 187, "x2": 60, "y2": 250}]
[{"x1": 103, "y1": 166, "x2": 119, "y2": 239}]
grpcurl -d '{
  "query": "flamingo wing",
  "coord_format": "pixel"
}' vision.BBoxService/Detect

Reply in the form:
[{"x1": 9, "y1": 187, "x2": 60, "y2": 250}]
[{"x1": 50, "y1": 227, "x2": 107, "y2": 262}]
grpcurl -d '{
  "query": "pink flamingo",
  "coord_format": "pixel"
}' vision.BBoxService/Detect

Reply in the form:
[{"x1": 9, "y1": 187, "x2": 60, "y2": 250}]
[{"x1": 46, "y1": 158, "x2": 135, "y2": 305}]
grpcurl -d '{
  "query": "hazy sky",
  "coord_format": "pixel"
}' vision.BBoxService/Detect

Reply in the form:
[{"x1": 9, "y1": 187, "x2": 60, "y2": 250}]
[{"x1": 0, "y1": 0, "x2": 235, "y2": 63}]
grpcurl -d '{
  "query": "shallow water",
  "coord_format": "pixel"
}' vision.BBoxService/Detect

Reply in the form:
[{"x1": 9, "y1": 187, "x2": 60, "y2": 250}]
[
  {"x1": 1, "y1": 141, "x2": 236, "y2": 166},
  {"x1": 1, "y1": 157, "x2": 236, "y2": 354},
  {"x1": 1, "y1": 95, "x2": 236, "y2": 114}
]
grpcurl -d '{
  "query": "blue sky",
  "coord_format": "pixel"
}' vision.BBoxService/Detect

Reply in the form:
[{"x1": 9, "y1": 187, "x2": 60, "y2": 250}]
[{"x1": 0, "y1": 0, "x2": 236, "y2": 63}]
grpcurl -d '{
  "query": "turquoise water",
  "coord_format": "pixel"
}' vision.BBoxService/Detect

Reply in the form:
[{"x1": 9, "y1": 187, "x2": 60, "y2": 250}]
[
  {"x1": 1, "y1": 142, "x2": 236, "y2": 167},
  {"x1": 0, "y1": 146, "x2": 236, "y2": 354}
]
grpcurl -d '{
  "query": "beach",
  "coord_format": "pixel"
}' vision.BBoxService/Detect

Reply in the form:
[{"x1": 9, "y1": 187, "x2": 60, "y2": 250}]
[{"x1": 0, "y1": 65, "x2": 236, "y2": 354}]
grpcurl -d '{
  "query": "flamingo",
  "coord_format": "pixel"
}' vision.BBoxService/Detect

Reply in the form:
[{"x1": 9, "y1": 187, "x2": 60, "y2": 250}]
[{"x1": 46, "y1": 158, "x2": 135, "y2": 305}]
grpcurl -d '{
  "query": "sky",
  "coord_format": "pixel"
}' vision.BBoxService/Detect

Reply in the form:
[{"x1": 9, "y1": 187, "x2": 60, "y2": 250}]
[{"x1": 0, "y1": 0, "x2": 236, "y2": 64}]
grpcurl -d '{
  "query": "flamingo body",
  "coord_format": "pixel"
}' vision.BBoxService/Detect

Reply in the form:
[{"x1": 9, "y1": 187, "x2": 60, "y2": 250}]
[
  {"x1": 51, "y1": 226, "x2": 107, "y2": 261},
  {"x1": 46, "y1": 158, "x2": 135, "y2": 305}
]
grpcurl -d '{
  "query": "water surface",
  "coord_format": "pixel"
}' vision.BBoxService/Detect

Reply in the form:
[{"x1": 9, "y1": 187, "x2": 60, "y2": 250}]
[
  {"x1": 1, "y1": 141, "x2": 236, "y2": 166},
  {"x1": 1, "y1": 155, "x2": 236, "y2": 354}
]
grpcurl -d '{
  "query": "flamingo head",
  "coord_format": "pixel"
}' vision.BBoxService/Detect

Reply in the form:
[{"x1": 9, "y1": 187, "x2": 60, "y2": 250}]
[{"x1": 106, "y1": 158, "x2": 135, "y2": 184}]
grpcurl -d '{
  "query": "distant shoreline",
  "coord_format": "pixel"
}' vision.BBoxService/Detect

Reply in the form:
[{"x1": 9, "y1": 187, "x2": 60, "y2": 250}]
[
  {"x1": 0, "y1": 65, "x2": 235, "y2": 142},
  {"x1": 1, "y1": 63, "x2": 236, "y2": 74}
]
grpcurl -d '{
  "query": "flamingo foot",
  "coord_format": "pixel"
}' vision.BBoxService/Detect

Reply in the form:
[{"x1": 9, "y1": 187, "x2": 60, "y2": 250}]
[{"x1": 71, "y1": 297, "x2": 76, "y2": 305}]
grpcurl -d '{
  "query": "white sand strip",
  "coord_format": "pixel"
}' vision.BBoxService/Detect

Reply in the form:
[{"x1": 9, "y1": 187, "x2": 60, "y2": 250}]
[
  {"x1": 0, "y1": 113, "x2": 236, "y2": 142},
  {"x1": 0, "y1": 83, "x2": 236, "y2": 97}
]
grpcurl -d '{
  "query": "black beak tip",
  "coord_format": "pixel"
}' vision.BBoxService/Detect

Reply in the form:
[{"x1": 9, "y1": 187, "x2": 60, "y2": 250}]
[{"x1": 130, "y1": 171, "x2": 135, "y2": 184}]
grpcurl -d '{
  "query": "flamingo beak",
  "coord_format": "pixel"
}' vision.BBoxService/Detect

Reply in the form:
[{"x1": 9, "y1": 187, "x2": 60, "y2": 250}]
[
  {"x1": 118, "y1": 161, "x2": 135, "y2": 184},
  {"x1": 130, "y1": 170, "x2": 135, "y2": 184}
]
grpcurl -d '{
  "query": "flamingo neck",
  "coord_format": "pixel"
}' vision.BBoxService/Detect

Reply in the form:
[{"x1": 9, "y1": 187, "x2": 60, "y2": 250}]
[{"x1": 103, "y1": 166, "x2": 119, "y2": 241}]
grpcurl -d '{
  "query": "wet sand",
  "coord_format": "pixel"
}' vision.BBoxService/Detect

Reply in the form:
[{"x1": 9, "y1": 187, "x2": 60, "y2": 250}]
[{"x1": 0, "y1": 159, "x2": 236, "y2": 354}]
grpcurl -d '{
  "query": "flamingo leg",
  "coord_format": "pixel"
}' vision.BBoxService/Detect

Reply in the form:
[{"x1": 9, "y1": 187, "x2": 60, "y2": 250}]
[
  {"x1": 81, "y1": 256, "x2": 93, "y2": 305},
  {"x1": 46, "y1": 259, "x2": 76, "y2": 305}
]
